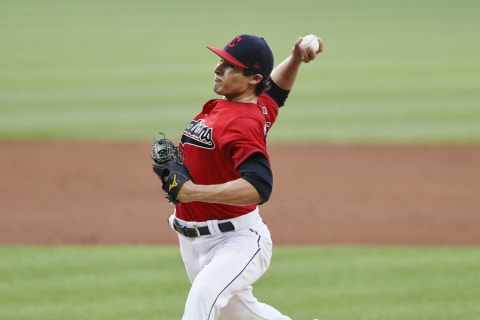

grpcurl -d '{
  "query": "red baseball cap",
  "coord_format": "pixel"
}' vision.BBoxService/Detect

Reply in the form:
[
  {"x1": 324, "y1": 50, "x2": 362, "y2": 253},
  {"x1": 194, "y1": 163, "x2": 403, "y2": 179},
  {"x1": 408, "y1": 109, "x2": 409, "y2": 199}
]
[{"x1": 207, "y1": 34, "x2": 274, "y2": 80}]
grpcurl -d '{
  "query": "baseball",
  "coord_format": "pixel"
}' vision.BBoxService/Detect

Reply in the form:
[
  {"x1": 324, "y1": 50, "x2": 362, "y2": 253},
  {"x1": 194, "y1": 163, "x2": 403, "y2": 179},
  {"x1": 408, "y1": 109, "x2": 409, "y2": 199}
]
[{"x1": 300, "y1": 34, "x2": 320, "y2": 52}]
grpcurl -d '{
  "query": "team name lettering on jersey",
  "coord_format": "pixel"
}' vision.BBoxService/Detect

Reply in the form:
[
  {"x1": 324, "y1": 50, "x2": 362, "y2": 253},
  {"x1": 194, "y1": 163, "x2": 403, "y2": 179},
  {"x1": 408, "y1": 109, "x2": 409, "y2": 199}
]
[{"x1": 181, "y1": 119, "x2": 215, "y2": 149}]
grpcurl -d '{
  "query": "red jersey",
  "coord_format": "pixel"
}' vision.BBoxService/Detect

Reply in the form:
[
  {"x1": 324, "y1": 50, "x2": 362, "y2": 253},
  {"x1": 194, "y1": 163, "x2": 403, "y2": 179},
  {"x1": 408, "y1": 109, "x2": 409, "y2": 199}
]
[{"x1": 175, "y1": 92, "x2": 279, "y2": 221}]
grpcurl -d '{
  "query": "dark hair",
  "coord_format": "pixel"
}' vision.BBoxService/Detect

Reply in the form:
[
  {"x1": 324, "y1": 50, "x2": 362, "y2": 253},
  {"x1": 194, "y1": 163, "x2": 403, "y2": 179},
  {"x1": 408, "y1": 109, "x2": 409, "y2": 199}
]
[{"x1": 243, "y1": 69, "x2": 271, "y2": 96}]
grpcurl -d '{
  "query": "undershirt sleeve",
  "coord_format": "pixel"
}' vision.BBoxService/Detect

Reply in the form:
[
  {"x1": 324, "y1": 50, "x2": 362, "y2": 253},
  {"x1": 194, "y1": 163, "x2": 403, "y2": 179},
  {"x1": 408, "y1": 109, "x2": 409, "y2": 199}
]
[
  {"x1": 265, "y1": 79, "x2": 290, "y2": 107},
  {"x1": 238, "y1": 153, "x2": 273, "y2": 204}
]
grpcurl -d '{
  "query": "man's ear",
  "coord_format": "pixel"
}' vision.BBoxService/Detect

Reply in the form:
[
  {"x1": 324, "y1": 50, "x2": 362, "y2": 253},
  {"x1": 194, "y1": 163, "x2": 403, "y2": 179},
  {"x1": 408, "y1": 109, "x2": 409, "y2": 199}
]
[{"x1": 250, "y1": 74, "x2": 263, "y2": 85}]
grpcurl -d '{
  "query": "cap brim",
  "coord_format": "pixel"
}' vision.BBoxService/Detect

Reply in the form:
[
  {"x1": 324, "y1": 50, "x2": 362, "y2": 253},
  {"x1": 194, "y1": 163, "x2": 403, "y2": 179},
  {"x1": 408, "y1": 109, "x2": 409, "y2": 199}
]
[{"x1": 206, "y1": 46, "x2": 248, "y2": 69}]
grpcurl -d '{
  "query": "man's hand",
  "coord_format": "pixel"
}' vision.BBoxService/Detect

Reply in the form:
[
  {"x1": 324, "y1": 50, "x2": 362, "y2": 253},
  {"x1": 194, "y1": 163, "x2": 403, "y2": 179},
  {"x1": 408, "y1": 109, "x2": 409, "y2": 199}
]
[
  {"x1": 294, "y1": 35, "x2": 324, "y2": 63},
  {"x1": 151, "y1": 133, "x2": 192, "y2": 204}
]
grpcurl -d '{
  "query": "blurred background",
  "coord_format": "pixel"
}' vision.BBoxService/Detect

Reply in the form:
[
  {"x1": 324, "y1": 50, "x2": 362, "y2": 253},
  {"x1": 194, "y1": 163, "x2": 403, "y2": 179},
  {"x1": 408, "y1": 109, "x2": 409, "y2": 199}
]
[{"x1": 1, "y1": 0, "x2": 479, "y2": 143}]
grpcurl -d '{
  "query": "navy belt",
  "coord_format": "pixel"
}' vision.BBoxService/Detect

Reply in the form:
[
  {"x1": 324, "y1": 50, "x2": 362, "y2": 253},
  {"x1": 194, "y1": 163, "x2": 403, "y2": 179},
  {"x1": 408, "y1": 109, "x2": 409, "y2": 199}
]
[{"x1": 173, "y1": 218, "x2": 235, "y2": 237}]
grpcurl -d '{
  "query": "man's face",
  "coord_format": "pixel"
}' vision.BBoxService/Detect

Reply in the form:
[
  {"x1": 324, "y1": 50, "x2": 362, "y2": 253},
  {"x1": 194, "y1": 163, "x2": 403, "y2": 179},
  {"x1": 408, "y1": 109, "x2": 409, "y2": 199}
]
[{"x1": 212, "y1": 60, "x2": 257, "y2": 101}]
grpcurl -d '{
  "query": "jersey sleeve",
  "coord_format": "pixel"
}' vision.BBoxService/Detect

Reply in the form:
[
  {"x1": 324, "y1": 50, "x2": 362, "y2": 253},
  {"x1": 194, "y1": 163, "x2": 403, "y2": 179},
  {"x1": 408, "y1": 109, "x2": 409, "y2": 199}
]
[
  {"x1": 219, "y1": 116, "x2": 269, "y2": 170},
  {"x1": 257, "y1": 92, "x2": 280, "y2": 134}
]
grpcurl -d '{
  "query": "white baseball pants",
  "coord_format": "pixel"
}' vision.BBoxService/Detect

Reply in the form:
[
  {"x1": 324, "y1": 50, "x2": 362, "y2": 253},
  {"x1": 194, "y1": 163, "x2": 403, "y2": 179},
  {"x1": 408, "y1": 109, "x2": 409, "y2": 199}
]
[{"x1": 170, "y1": 209, "x2": 291, "y2": 320}]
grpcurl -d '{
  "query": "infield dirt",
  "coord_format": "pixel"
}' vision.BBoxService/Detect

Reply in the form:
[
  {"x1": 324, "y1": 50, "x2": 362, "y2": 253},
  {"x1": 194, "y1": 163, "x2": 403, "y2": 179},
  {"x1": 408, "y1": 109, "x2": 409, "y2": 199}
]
[{"x1": 1, "y1": 142, "x2": 479, "y2": 245}]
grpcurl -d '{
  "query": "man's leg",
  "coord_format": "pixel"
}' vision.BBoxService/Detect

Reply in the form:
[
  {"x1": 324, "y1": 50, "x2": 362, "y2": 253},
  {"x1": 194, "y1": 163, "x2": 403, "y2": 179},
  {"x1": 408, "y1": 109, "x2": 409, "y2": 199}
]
[
  {"x1": 220, "y1": 287, "x2": 291, "y2": 320},
  {"x1": 181, "y1": 225, "x2": 272, "y2": 320}
]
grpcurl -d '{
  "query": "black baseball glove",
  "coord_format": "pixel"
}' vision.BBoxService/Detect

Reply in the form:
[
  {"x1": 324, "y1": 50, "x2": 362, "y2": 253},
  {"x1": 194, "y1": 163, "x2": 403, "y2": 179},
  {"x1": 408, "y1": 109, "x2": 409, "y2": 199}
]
[{"x1": 151, "y1": 133, "x2": 192, "y2": 204}]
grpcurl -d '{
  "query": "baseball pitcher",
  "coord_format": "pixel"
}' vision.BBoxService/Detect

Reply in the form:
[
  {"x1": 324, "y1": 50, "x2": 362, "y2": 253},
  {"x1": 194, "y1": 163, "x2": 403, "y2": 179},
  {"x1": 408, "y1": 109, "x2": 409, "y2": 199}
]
[{"x1": 152, "y1": 33, "x2": 323, "y2": 320}]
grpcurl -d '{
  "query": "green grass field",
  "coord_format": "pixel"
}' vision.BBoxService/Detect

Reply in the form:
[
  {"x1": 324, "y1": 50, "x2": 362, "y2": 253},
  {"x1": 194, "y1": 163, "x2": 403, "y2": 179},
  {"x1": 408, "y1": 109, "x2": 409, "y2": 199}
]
[
  {"x1": 1, "y1": 246, "x2": 479, "y2": 320},
  {"x1": 1, "y1": 1, "x2": 480, "y2": 319},
  {"x1": 1, "y1": 0, "x2": 479, "y2": 143}
]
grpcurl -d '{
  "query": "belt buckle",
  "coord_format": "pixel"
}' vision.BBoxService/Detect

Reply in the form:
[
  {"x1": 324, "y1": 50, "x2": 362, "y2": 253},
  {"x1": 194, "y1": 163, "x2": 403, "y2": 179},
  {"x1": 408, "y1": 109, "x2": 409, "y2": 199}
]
[
  {"x1": 191, "y1": 225, "x2": 200, "y2": 237},
  {"x1": 175, "y1": 220, "x2": 200, "y2": 237},
  {"x1": 184, "y1": 221, "x2": 200, "y2": 237}
]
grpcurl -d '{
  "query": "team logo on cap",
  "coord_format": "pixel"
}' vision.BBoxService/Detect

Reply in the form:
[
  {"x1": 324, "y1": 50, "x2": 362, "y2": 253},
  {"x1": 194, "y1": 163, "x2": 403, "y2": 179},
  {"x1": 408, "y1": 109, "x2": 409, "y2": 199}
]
[{"x1": 227, "y1": 36, "x2": 243, "y2": 48}]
